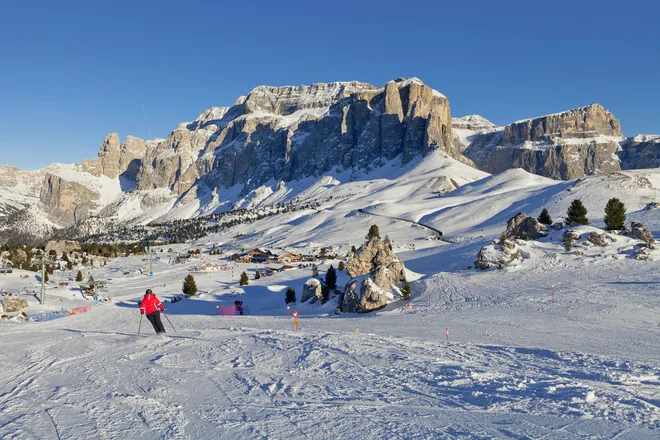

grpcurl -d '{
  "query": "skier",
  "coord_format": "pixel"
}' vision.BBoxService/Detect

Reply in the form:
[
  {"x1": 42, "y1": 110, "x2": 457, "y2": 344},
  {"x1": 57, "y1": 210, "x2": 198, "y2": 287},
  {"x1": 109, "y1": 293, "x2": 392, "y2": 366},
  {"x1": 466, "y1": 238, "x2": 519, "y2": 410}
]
[{"x1": 140, "y1": 289, "x2": 166, "y2": 335}]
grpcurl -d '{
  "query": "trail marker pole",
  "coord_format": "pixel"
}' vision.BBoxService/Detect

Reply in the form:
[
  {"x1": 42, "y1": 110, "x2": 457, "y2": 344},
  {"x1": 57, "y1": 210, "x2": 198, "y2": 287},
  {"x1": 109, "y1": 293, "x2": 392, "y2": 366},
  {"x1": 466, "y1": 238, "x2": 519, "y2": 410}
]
[
  {"x1": 286, "y1": 305, "x2": 290, "y2": 317},
  {"x1": 551, "y1": 284, "x2": 555, "y2": 303},
  {"x1": 293, "y1": 310, "x2": 299, "y2": 332},
  {"x1": 138, "y1": 314, "x2": 143, "y2": 336},
  {"x1": 445, "y1": 328, "x2": 448, "y2": 343}
]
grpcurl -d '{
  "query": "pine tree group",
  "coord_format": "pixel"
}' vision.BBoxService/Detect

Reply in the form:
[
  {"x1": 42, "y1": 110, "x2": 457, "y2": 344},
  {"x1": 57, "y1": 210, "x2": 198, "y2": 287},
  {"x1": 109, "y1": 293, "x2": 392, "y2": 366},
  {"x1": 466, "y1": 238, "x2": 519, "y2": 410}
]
[
  {"x1": 566, "y1": 199, "x2": 588, "y2": 225},
  {"x1": 183, "y1": 274, "x2": 198, "y2": 296},
  {"x1": 239, "y1": 271, "x2": 249, "y2": 286},
  {"x1": 604, "y1": 198, "x2": 626, "y2": 230},
  {"x1": 285, "y1": 286, "x2": 296, "y2": 304},
  {"x1": 325, "y1": 265, "x2": 337, "y2": 289},
  {"x1": 538, "y1": 208, "x2": 552, "y2": 225}
]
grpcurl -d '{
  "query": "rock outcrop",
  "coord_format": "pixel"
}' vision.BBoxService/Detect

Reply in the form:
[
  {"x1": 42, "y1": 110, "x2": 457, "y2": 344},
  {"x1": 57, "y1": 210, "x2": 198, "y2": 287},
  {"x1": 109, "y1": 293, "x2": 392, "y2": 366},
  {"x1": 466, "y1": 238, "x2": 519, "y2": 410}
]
[
  {"x1": 464, "y1": 104, "x2": 624, "y2": 179},
  {"x1": 301, "y1": 279, "x2": 323, "y2": 303},
  {"x1": 45, "y1": 240, "x2": 82, "y2": 255},
  {"x1": 474, "y1": 239, "x2": 529, "y2": 270},
  {"x1": 342, "y1": 237, "x2": 406, "y2": 313},
  {"x1": 39, "y1": 173, "x2": 100, "y2": 224},
  {"x1": 504, "y1": 212, "x2": 547, "y2": 240},
  {"x1": 2, "y1": 297, "x2": 28, "y2": 313},
  {"x1": 631, "y1": 222, "x2": 655, "y2": 246}
]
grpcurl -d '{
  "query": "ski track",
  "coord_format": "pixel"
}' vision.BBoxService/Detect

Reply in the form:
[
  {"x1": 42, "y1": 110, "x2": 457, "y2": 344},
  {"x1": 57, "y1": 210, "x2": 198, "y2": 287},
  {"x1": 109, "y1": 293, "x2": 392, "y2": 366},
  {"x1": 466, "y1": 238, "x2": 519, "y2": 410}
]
[{"x1": 1, "y1": 304, "x2": 659, "y2": 439}]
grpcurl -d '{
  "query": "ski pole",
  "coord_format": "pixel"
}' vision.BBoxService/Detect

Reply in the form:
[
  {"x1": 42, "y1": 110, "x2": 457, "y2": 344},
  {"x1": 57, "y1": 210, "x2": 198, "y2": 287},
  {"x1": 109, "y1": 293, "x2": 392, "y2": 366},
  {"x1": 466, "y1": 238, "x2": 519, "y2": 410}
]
[
  {"x1": 138, "y1": 314, "x2": 143, "y2": 336},
  {"x1": 162, "y1": 312, "x2": 176, "y2": 332}
]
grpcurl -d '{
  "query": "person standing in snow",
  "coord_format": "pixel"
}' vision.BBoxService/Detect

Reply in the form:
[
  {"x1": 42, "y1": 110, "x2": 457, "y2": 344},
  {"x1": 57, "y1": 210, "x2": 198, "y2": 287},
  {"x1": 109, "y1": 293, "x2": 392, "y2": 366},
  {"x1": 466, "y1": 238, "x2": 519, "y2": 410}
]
[{"x1": 140, "y1": 289, "x2": 166, "y2": 335}]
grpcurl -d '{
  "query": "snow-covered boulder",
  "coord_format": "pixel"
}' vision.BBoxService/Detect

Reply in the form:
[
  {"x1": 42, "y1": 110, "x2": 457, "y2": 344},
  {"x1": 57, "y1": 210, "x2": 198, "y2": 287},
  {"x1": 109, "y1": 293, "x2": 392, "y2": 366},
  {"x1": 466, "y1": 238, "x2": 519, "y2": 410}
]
[
  {"x1": 474, "y1": 239, "x2": 529, "y2": 270},
  {"x1": 631, "y1": 222, "x2": 655, "y2": 246},
  {"x1": 587, "y1": 232, "x2": 607, "y2": 246},
  {"x1": 301, "y1": 279, "x2": 322, "y2": 303},
  {"x1": 2, "y1": 297, "x2": 28, "y2": 313},
  {"x1": 563, "y1": 230, "x2": 580, "y2": 242},
  {"x1": 504, "y1": 212, "x2": 547, "y2": 240},
  {"x1": 342, "y1": 236, "x2": 407, "y2": 313},
  {"x1": 343, "y1": 275, "x2": 397, "y2": 313}
]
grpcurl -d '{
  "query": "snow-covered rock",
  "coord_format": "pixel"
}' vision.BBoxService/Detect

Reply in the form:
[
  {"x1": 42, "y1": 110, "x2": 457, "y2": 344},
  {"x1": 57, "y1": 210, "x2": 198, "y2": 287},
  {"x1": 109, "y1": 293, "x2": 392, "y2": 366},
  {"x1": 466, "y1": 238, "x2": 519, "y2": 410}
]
[
  {"x1": 2, "y1": 297, "x2": 28, "y2": 313},
  {"x1": 301, "y1": 278, "x2": 322, "y2": 303},
  {"x1": 504, "y1": 212, "x2": 547, "y2": 240},
  {"x1": 474, "y1": 239, "x2": 529, "y2": 270},
  {"x1": 631, "y1": 222, "x2": 655, "y2": 246}
]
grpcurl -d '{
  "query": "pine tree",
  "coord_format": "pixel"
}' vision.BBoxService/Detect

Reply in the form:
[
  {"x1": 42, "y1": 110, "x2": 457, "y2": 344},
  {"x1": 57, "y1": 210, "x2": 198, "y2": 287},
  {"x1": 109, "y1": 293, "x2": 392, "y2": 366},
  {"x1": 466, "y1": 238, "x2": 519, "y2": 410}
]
[
  {"x1": 401, "y1": 280, "x2": 411, "y2": 300},
  {"x1": 44, "y1": 271, "x2": 49, "y2": 283},
  {"x1": 312, "y1": 265, "x2": 319, "y2": 278},
  {"x1": 82, "y1": 256, "x2": 88, "y2": 265},
  {"x1": 285, "y1": 286, "x2": 296, "y2": 304},
  {"x1": 321, "y1": 284, "x2": 330, "y2": 304},
  {"x1": 338, "y1": 261, "x2": 345, "y2": 271},
  {"x1": 46, "y1": 264, "x2": 54, "y2": 275},
  {"x1": 365, "y1": 224, "x2": 381, "y2": 241},
  {"x1": 240, "y1": 271, "x2": 249, "y2": 286},
  {"x1": 566, "y1": 199, "x2": 588, "y2": 225},
  {"x1": 183, "y1": 274, "x2": 198, "y2": 296},
  {"x1": 66, "y1": 261, "x2": 73, "y2": 270},
  {"x1": 89, "y1": 276, "x2": 95, "y2": 290},
  {"x1": 350, "y1": 245, "x2": 357, "y2": 254},
  {"x1": 538, "y1": 208, "x2": 552, "y2": 225},
  {"x1": 325, "y1": 265, "x2": 337, "y2": 289},
  {"x1": 254, "y1": 270, "x2": 261, "y2": 280},
  {"x1": 563, "y1": 236, "x2": 573, "y2": 252},
  {"x1": 76, "y1": 270, "x2": 83, "y2": 282},
  {"x1": 604, "y1": 198, "x2": 626, "y2": 230}
]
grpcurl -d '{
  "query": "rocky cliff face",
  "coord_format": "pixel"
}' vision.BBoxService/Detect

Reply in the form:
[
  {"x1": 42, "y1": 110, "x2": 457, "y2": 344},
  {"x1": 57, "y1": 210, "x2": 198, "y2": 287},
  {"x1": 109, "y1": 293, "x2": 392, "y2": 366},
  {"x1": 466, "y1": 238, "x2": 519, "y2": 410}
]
[
  {"x1": 131, "y1": 78, "x2": 464, "y2": 196},
  {"x1": 39, "y1": 173, "x2": 100, "y2": 224},
  {"x1": 619, "y1": 135, "x2": 660, "y2": 170},
  {"x1": 463, "y1": 104, "x2": 624, "y2": 180}
]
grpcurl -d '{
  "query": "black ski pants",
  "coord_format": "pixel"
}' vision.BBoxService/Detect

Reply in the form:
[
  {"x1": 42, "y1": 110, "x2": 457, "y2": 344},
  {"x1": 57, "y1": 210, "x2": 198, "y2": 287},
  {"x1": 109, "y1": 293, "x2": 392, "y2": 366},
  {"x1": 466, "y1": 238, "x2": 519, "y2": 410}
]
[{"x1": 146, "y1": 311, "x2": 166, "y2": 334}]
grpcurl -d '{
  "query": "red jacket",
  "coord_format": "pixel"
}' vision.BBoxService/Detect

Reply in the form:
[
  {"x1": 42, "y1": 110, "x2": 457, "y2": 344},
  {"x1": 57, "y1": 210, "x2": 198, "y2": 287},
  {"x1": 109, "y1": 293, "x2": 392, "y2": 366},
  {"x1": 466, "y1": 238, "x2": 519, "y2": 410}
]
[{"x1": 140, "y1": 293, "x2": 164, "y2": 315}]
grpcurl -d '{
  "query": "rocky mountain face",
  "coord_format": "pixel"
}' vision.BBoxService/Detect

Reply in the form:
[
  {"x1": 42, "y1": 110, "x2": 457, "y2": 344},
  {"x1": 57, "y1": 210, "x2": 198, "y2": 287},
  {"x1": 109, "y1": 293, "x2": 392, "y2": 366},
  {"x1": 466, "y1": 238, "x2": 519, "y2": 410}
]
[
  {"x1": 460, "y1": 104, "x2": 624, "y2": 180},
  {"x1": 0, "y1": 77, "x2": 659, "y2": 241},
  {"x1": 23, "y1": 78, "x2": 468, "y2": 228},
  {"x1": 619, "y1": 135, "x2": 660, "y2": 170}
]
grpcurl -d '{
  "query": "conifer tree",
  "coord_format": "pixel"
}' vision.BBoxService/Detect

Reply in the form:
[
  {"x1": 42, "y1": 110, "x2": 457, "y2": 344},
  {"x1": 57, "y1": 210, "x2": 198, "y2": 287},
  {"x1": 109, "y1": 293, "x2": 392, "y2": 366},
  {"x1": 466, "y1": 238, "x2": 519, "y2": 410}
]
[
  {"x1": 76, "y1": 270, "x2": 83, "y2": 282},
  {"x1": 254, "y1": 270, "x2": 261, "y2": 280},
  {"x1": 604, "y1": 198, "x2": 626, "y2": 230},
  {"x1": 365, "y1": 224, "x2": 381, "y2": 241},
  {"x1": 350, "y1": 245, "x2": 357, "y2": 254},
  {"x1": 66, "y1": 261, "x2": 73, "y2": 270},
  {"x1": 44, "y1": 271, "x2": 49, "y2": 283},
  {"x1": 401, "y1": 280, "x2": 411, "y2": 300},
  {"x1": 285, "y1": 286, "x2": 296, "y2": 304},
  {"x1": 240, "y1": 271, "x2": 249, "y2": 286},
  {"x1": 538, "y1": 208, "x2": 552, "y2": 225},
  {"x1": 566, "y1": 200, "x2": 588, "y2": 225},
  {"x1": 338, "y1": 261, "x2": 345, "y2": 271},
  {"x1": 183, "y1": 274, "x2": 198, "y2": 296},
  {"x1": 325, "y1": 265, "x2": 337, "y2": 289}
]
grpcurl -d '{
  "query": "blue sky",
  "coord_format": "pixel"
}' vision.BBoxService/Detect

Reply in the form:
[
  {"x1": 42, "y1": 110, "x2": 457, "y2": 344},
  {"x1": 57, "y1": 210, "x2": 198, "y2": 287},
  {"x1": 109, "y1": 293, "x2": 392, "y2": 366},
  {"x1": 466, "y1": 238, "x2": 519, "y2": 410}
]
[{"x1": 1, "y1": 0, "x2": 658, "y2": 170}]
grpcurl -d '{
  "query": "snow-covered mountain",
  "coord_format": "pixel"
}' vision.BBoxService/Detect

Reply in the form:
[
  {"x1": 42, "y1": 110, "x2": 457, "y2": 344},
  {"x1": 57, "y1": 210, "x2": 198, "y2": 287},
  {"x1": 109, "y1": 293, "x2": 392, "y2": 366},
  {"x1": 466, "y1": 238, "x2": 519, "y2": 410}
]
[{"x1": 0, "y1": 78, "x2": 658, "y2": 242}]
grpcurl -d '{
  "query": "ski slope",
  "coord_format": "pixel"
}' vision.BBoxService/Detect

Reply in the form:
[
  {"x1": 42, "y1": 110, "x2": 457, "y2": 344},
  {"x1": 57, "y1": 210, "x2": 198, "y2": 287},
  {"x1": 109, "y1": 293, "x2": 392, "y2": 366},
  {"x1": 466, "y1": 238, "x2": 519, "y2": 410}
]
[{"x1": 1, "y1": 226, "x2": 659, "y2": 439}]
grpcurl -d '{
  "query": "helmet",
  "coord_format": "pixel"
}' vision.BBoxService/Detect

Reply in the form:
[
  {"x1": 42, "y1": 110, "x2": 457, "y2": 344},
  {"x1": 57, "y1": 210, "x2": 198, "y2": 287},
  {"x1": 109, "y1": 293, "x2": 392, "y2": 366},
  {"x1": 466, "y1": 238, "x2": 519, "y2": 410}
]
[{"x1": 145, "y1": 289, "x2": 153, "y2": 294}]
